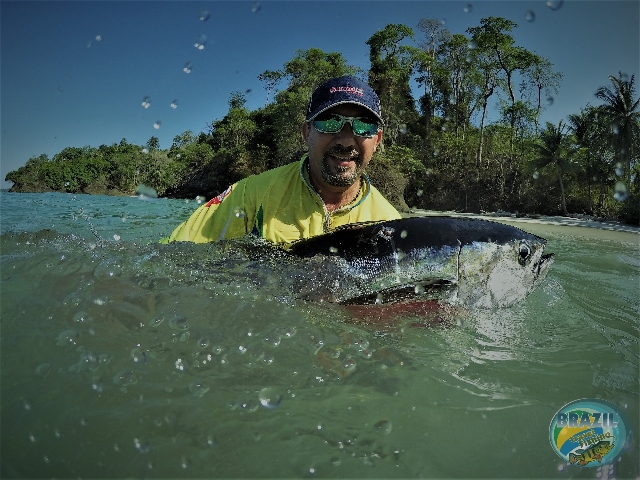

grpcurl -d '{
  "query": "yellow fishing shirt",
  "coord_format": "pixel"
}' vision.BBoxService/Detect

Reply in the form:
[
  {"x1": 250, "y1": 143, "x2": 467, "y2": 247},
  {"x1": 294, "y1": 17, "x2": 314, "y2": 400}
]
[{"x1": 163, "y1": 155, "x2": 401, "y2": 246}]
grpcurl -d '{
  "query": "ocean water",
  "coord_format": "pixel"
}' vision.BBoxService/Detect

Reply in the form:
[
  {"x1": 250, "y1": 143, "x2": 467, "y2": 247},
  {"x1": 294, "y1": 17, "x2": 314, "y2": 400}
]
[{"x1": 1, "y1": 191, "x2": 638, "y2": 478}]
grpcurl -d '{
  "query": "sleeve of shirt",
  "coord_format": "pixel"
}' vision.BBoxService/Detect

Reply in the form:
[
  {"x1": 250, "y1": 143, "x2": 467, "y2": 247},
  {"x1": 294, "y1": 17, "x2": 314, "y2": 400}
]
[
  {"x1": 161, "y1": 182, "x2": 255, "y2": 243},
  {"x1": 367, "y1": 186, "x2": 402, "y2": 220}
]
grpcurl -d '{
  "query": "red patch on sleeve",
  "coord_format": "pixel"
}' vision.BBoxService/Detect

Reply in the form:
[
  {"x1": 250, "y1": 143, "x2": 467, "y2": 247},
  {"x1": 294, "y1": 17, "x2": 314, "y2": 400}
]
[{"x1": 205, "y1": 186, "x2": 232, "y2": 207}]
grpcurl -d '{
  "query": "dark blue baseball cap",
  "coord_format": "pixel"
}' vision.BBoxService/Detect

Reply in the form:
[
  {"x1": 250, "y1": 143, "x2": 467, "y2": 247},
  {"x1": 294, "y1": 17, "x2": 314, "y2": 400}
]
[{"x1": 306, "y1": 75, "x2": 383, "y2": 125}]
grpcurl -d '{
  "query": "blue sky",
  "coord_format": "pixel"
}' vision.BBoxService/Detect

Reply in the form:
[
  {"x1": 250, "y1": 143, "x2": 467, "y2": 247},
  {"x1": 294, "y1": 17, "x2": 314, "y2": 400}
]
[{"x1": 1, "y1": 0, "x2": 638, "y2": 189}]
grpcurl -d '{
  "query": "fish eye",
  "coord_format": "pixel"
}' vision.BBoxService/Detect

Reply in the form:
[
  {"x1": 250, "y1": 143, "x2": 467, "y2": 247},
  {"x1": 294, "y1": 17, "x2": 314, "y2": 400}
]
[{"x1": 518, "y1": 242, "x2": 531, "y2": 265}]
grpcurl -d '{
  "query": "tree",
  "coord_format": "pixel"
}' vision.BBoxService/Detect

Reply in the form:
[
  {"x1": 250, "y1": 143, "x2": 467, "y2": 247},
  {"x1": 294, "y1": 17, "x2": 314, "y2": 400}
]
[
  {"x1": 533, "y1": 121, "x2": 573, "y2": 216},
  {"x1": 366, "y1": 24, "x2": 420, "y2": 146},
  {"x1": 170, "y1": 131, "x2": 196, "y2": 152},
  {"x1": 594, "y1": 72, "x2": 640, "y2": 187},
  {"x1": 521, "y1": 56, "x2": 562, "y2": 135},
  {"x1": 415, "y1": 18, "x2": 451, "y2": 148},
  {"x1": 146, "y1": 136, "x2": 160, "y2": 152},
  {"x1": 468, "y1": 17, "x2": 538, "y2": 155},
  {"x1": 258, "y1": 69, "x2": 283, "y2": 105},
  {"x1": 567, "y1": 107, "x2": 611, "y2": 213}
]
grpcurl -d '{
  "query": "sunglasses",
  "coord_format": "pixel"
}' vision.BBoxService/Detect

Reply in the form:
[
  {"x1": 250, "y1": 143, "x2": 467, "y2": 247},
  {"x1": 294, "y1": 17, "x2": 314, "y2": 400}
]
[{"x1": 312, "y1": 113, "x2": 380, "y2": 138}]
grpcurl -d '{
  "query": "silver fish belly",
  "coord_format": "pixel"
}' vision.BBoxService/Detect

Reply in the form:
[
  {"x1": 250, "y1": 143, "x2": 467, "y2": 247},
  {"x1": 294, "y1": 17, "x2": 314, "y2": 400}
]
[{"x1": 288, "y1": 217, "x2": 554, "y2": 308}]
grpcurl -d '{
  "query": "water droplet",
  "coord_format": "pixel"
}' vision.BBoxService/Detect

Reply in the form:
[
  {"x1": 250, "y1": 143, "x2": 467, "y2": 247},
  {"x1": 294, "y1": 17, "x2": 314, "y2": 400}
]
[
  {"x1": 170, "y1": 99, "x2": 178, "y2": 109},
  {"x1": 153, "y1": 121, "x2": 161, "y2": 130},
  {"x1": 399, "y1": 124, "x2": 407, "y2": 134},
  {"x1": 375, "y1": 293, "x2": 383, "y2": 305},
  {"x1": 614, "y1": 182, "x2": 628, "y2": 201},
  {"x1": 276, "y1": 326, "x2": 297, "y2": 338},
  {"x1": 212, "y1": 345, "x2": 224, "y2": 355},
  {"x1": 251, "y1": 1, "x2": 261, "y2": 13},
  {"x1": 73, "y1": 311, "x2": 90, "y2": 323},
  {"x1": 400, "y1": 230, "x2": 408, "y2": 239},
  {"x1": 533, "y1": 171, "x2": 540, "y2": 180},
  {"x1": 149, "y1": 315, "x2": 165, "y2": 328},
  {"x1": 258, "y1": 387, "x2": 282, "y2": 408},
  {"x1": 374, "y1": 419, "x2": 393, "y2": 435},
  {"x1": 133, "y1": 437, "x2": 150, "y2": 453},
  {"x1": 99, "y1": 354, "x2": 112, "y2": 364},
  {"x1": 415, "y1": 284, "x2": 425, "y2": 295},
  {"x1": 352, "y1": 337, "x2": 369, "y2": 350},
  {"x1": 180, "y1": 455, "x2": 192, "y2": 469},
  {"x1": 546, "y1": 96, "x2": 554, "y2": 106},
  {"x1": 94, "y1": 258, "x2": 122, "y2": 279},
  {"x1": 174, "y1": 358, "x2": 186, "y2": 371},
  {"x1": 78, "y1": 351, "x2": 100, "y2": 371},
  {"x1": 359, "y1": 349, "x2": 373, "y2": 359},
  {"x1": 189, "y1": 381, "x2": 210, "y2": 397},
  {"x1": 234, "y1": 207, "x2": 246, "y2": 218},
  {"x1": 91, "y1": 379, "x2": 104, "y2": 393},
  {"x1": 113, "y1": 370, "x2": 138, "y2": 386},
  {"x1": 183, "y1": 62, "x2": 192, "y2": 74},
  {"x1": 237, "y1": 399, "x2": 259, "y2": 413},
  {"x1": 113, "y1": 234, "x2": 121, "y2": 241},
  {"x1": 194, "y1": 34, "x2": 207, "y2": 50},
  {"x1": 546, "y1": 0, "x2": 563, "y2": 10},
  {"x1": 615, "y1": 162, "x2": 624, "y2": 177},
  {"x1": 57, "y1": 329, "x2": 79, "y2": 346},
  {"x1": 169, "y1": 316, "x2": 189, "y2": 331},
  {"x1": 262, "y1": 332, "x2": 281, "y2": 347},
  {"x1": 463, "y1": 3, "x2": 472, "y2": 13},
  {"x1": 142, "y1": 96, "x2": 151, "y2": 108},
  {"x1": 131, "y1": 347, "x2": 147, "y2": 364},
  {"x1": 199, "y1": 9, "x2": 210, "y2": 21},
  {"x1": 525, "y1": 10, "x2": 535, "y2": 22},
  {"x1": 342, "y1": 357, "x2": 356, "y2": 372}
]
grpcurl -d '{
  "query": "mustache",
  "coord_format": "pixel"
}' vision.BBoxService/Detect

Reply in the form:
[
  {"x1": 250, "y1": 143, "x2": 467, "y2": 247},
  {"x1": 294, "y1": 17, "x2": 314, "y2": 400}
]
[{"x1": 325, "y1": 146, "x2": 361, "y2": 160}]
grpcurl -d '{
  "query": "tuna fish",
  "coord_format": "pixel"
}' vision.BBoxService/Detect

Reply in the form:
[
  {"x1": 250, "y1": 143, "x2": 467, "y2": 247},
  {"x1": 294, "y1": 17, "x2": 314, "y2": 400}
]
[{"x1": 287, "y1": 216, "x2": 554, "y2": 308}]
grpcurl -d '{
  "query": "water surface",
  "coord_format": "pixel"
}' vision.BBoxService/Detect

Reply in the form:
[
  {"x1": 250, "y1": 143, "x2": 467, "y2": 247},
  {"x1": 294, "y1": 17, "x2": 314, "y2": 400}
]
[{"x1": 1, "y1": 192, "x2": 638, "y2": 478}]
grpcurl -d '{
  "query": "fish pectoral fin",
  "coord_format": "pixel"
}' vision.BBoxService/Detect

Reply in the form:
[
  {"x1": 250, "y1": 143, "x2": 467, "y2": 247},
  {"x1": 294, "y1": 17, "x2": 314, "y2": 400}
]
[{"x1": 340, "y1": 280, "x2": 455, "y2": 305}]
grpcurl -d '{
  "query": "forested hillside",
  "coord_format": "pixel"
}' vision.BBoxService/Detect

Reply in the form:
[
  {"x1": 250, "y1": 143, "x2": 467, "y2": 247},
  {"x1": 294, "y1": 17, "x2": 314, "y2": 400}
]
[{"x1": 6, "y1": 18, "x2": 639, "y2": 224}]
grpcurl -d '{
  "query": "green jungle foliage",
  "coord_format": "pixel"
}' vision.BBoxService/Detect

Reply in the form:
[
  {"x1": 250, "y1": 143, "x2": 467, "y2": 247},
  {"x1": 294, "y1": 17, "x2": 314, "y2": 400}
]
[{"x1": 6, "y1": 18, "x2": 640, "y2": 224}]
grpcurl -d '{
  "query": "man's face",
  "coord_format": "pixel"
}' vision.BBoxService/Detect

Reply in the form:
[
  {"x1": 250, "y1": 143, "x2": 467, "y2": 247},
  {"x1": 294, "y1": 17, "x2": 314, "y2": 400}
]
[{"x1": 303, "y1": 104, "x2": 383, "y2": 189}]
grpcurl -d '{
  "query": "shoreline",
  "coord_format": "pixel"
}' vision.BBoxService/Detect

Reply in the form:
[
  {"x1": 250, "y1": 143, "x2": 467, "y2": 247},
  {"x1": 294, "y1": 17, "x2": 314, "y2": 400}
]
[{"x1": 407, "y1": 209, "x2": 640, "y2": 235}]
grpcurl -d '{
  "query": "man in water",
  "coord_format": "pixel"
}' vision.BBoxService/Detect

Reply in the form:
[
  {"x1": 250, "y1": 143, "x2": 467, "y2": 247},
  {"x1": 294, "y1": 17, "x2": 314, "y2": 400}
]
[{"x1": 163, "y1": 75, "x2": 401, "y2": 245}]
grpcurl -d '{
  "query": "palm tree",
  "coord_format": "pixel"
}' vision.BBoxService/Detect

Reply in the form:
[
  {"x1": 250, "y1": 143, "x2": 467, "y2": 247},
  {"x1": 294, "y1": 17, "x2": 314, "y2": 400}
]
[
  {"x1": 567, "y1": 107, "x2": 609, "y2": 213},
  {"x1": 594, "y1": 73, "x2": 640, "y2": 187},
  {"x1": 534, "y1": 121, "x2": 573, "y2": 216}
]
